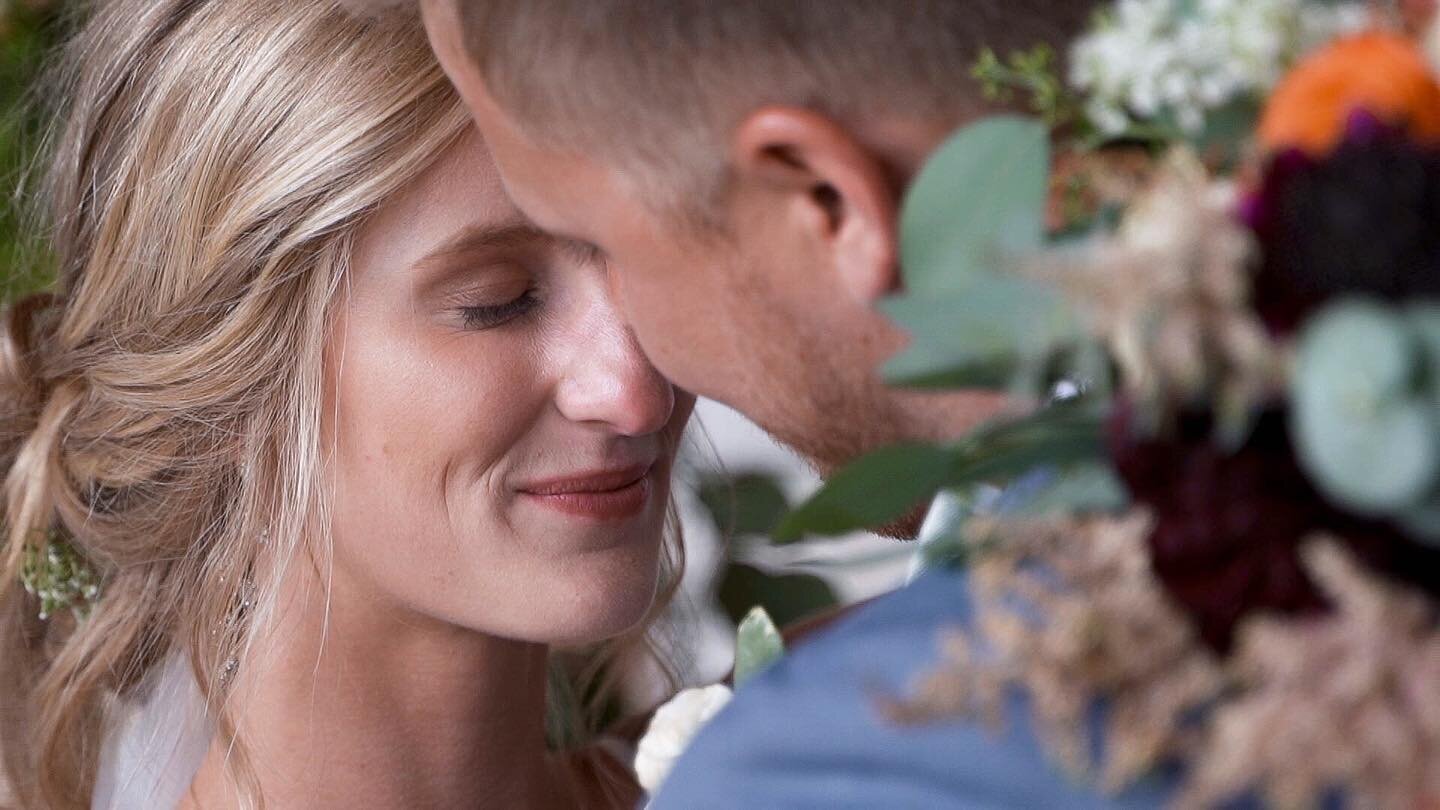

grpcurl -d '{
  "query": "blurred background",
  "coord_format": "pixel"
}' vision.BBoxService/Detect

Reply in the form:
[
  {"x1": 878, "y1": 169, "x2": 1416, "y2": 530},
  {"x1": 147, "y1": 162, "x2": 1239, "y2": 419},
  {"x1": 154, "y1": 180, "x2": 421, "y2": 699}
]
[
  {"x1": 670, "y1": 403, "x2": 910, "y2": 691},
  {"x1": 0, "y1": 0, "x2": 909, "y2": 700},
  {"x1": 0, "y1": 0, "x2": 60, "y2": 300}
]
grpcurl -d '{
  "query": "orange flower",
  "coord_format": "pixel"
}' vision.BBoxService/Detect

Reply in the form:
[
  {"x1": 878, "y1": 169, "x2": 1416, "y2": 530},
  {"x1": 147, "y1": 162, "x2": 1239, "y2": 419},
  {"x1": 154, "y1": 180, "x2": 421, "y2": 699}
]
[{"x1": 1258, "y1": 32, "x2": 1440, "y2": 156}]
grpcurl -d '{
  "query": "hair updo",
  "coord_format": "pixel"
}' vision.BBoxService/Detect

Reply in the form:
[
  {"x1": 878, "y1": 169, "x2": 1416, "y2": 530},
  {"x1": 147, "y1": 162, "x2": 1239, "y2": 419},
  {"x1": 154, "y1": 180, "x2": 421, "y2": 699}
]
[{"x1": 0, "y1": 2, "x2": 472, "y2": 806}]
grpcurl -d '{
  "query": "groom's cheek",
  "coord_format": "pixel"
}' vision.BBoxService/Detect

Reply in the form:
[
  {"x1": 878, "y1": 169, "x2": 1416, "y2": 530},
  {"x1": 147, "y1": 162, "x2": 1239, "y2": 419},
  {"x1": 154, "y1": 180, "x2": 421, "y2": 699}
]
[{"x1": 604, "y1": 261, "x2": 628, "y2": 311}]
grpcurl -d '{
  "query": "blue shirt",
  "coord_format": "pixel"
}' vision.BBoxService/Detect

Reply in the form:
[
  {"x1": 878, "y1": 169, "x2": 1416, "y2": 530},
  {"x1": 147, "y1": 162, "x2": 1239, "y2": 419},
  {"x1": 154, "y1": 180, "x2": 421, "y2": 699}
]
[{"x1": 650, "y1": 567, "x2": 1181, "y2": 809}]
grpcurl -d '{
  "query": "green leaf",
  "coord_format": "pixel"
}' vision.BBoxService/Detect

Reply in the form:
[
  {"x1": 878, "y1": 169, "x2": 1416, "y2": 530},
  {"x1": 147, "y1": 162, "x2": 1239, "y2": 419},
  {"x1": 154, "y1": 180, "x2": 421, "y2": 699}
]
[
  {"x1": 697, "y1": 472, "x2": 791, "y2": 538},
  {"x1": 734, "y1": 606, "x2": 785, "y2": 687},
  {"x1": 1291, "y1": 300, "x2": 1438, "y2": 513},
  {"x1": 947, "y1": 403, "x2": 1107, "y2": 485},
  {"x1": 882, "y1": 276, "x2": 1078, "y2": 388},
  {"x1": 899, "y1": 116, "x2": 1050, "y2": 294},
  {"x1": 717, "y1": 563, "x2": 838, "y2": 627},
  {"x1": 970, "y1": 45, "x2": 1077, "y2": 128},
  {"x1": 1301, "y1": 299, "x2": 1415, "y2": 396},
  {"x1": 879, "y1": 353, "x2": 1020, "y2": 391},
  {"x1": 1005, "y1": 462, "x2": 1129, "y2": 516},
  {"x1": 0, "y1": 4, "x2": 64, "y2": 299},
  {"x1": 1296, "y1": 399, "x2": 1437, "y2": 514},
  {"x1": 777, "y1": 404, "x2": 1107, "y2": 539},
  {"x1": 774, "y1": 444, "x2": 957, "y2": 541}
]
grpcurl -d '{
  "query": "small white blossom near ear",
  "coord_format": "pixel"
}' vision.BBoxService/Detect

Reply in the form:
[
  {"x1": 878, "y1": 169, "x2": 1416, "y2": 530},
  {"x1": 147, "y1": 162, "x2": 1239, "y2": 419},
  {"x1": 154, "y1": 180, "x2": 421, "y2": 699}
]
[
  {"x1": 634, "y1": 684, "x2": 734, "y2": 795},
  {"x1": 1070, "y1": 0, "x2": 1368, "y2": 137}
]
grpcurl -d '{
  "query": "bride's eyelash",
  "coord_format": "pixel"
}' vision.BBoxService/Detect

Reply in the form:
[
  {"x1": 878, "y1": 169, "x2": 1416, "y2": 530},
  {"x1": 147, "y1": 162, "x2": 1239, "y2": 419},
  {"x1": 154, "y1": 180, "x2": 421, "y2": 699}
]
[{"x1": 458, "y1": 290, "x2": 540, "y2": 331}]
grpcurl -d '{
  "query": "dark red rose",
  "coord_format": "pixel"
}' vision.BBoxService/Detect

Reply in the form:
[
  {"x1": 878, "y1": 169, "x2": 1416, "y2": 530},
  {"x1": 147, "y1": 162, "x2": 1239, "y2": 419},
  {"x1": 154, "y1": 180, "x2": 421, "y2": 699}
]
[
  {"x1": 1245, "y1": 112, "x2": 1440, "y2": 334},
  {"x1": 1109, "y1": 403, "x2": 1440, "y2": 652}
]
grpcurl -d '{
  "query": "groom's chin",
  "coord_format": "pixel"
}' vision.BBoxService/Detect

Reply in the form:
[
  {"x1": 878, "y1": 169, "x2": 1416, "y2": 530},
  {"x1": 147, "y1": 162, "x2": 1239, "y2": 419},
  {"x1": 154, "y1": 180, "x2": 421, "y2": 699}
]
[
  {"x1": 766, "y1": 392, "x2": 1010, "y2": 541},
  {"x1": 787, "y1": 436, "x2": 933, "y2": 540},
  {"x1": 870, "y1": 502, "x2": 930, "y2": 541}
]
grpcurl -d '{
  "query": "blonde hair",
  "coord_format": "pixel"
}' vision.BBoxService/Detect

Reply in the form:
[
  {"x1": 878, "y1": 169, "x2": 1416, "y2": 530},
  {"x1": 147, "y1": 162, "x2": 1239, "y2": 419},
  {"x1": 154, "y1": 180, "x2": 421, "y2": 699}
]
[{"x1": 0, "y1": 1, "x2": 677, "y2": 807}]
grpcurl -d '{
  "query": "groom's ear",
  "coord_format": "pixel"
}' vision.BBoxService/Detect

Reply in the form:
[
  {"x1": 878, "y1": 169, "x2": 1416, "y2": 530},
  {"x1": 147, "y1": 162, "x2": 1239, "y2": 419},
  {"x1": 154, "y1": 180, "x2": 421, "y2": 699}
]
[{"x1": 729, "y1": 108, "x2": 900, "y2": 304}]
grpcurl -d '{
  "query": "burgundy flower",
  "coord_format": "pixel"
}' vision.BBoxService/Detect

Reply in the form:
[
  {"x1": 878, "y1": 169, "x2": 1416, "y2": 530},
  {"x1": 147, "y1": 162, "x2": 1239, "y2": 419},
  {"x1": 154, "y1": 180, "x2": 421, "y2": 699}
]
[
  {"x1": 1246, "y1": 111, "x2": 1440, "y2": 334},
  {"x1": 1109, "y1": 403, "x2": 1440, "y2": 653}
]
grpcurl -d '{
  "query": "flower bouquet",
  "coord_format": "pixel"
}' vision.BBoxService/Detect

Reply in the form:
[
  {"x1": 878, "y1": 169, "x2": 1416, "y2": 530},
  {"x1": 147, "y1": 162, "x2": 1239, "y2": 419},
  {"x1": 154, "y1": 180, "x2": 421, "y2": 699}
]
[{"x1": 775, "y1": 0, "x2": 1440, "y2": 805}]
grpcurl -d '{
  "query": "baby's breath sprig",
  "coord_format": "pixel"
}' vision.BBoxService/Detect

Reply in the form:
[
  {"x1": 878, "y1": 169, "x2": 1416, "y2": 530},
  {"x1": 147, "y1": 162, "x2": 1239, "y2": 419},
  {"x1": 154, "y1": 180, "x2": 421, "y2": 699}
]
[
  {"x1": 20, "y1": 530, "x2": 100, "y2": 620},
  {"x1": 971, "y1": 45, "x2": 1081, "y2": 128}
]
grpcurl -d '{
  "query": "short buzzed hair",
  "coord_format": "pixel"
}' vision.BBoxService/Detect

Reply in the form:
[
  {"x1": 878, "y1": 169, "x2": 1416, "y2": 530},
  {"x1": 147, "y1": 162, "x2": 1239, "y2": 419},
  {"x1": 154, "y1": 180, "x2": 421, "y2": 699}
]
[
  {"x1": 457, "y1": 1, "x2": 1095, "y2": 216},
  {"x1": 337, "y1": 0, "x2": 416, "y2": 15}
]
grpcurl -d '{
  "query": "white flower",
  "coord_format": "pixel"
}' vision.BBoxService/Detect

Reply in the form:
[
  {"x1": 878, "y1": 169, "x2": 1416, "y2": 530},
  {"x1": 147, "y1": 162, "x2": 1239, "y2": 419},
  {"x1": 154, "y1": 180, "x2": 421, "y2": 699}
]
[
  {"x1": 634, "y1": 684, "x2": 734, "y2": 795},
  {"x1": 1175, "y1": 103, "x2": 1205, "y2": 134},
  {"x1": 1087, "y1": 98, "x2": 1132, "y2": 136},
  {"x1": 1069, "y1": 0, "x2": 1367, "y2": 137}
]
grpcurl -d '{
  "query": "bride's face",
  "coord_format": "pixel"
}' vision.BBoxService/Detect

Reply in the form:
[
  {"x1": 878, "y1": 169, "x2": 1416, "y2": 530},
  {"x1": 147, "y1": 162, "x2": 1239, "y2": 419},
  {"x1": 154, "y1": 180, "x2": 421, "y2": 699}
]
[{"x1": 325, "y1": 132, "x2": 693, "y2": 646}]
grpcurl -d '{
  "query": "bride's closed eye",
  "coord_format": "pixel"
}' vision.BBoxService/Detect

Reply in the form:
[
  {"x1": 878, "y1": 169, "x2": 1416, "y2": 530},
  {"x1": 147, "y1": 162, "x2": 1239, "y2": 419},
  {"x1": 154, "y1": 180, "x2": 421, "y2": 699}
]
[
  {"x1": 410, "y1": 222, "x2": 576, "y2": 333},
  {"x1": 433, "y1": 263, "x2": 543, "y2": 331},
  {"x1": 458, "y1": 287, "x2": 540, "y2": 330}
]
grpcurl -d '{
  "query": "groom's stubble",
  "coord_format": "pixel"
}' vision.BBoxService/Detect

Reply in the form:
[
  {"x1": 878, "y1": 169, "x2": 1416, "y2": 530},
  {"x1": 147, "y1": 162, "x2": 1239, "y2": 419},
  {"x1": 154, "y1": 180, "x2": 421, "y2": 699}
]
[{"x1": 713, "y1": 245, "x2": 1007, "y2": 480}]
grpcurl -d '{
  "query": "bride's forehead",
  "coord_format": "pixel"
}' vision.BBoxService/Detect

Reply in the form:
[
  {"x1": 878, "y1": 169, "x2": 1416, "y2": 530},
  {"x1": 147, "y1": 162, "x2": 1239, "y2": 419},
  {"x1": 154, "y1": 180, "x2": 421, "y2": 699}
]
[
  {"x1": 365, "y1": 133, "x2": 520, "y2": 240},
  {"x1": 414, "y1": 131, "x2": 507, "y2": 208}
]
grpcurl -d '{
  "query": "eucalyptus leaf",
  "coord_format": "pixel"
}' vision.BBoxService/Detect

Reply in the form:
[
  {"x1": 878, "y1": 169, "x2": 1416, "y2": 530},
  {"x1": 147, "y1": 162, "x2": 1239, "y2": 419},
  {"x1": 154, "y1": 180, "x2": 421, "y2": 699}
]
[
  {"x1": 1292, "y1": 300, "x2": 1437, "y2": 513},
  {"x1": 899, "y1": 116, "x2": 1050, "y2": 294},
  {"x1": 774, "y1": 444, "x2": 957, "y2": 541},
  {"x1": 882, "y1": 276, "x2": 1079, "y2": 388},
  {"x1": 1297, "y1": 300, "x2": 1416, "y2": 397},
  {"x1": 1296, "y1": 399, "x2": 1437, "y2": 513},
  {"x1": 734, "y1": 606, "x2": 785, "y2": 687}
]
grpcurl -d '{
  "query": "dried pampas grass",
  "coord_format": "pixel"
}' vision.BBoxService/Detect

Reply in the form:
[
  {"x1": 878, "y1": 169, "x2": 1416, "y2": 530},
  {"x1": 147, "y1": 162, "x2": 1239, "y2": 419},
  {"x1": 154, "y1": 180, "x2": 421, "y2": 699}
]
[{"x1": 893, "y1": 512, "x2": 1440, "y2": 807}]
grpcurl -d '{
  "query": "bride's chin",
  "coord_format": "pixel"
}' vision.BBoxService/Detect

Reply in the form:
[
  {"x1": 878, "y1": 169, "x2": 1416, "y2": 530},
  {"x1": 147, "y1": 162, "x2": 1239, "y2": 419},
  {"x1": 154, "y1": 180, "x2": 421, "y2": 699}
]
[{"x1": 536, "y1": 553, "x2": 665, "y2": 646}]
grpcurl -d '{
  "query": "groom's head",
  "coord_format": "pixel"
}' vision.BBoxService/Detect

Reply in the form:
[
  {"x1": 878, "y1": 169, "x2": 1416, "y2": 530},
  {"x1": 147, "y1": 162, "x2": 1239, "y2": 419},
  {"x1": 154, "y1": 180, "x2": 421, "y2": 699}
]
[{"x1": 419, "y1": 0, "x2": 1092, "y2": 471}]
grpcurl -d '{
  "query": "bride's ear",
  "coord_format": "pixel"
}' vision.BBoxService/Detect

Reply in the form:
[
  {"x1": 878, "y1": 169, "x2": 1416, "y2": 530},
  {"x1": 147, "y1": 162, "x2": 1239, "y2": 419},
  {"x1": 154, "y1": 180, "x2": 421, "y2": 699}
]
[{"x1": 729, "y1": 107, "x2": 900, "y2": 304}]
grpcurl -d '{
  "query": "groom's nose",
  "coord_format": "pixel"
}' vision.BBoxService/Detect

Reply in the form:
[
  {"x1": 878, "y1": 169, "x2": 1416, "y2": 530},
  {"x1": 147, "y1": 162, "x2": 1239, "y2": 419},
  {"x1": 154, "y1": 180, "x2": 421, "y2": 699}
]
[{"x1": 553, "y1": 308, "x2": 674, "y2": 437}]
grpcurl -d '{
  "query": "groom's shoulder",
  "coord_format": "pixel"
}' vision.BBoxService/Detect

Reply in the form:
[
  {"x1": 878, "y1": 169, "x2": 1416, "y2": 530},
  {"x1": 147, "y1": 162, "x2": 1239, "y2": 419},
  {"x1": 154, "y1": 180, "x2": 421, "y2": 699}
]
[
  {"x1": 649, "y1": 568, "x2": 1176, "y2": 809},
  {"x1": 648, "y1": 568, "x2": 987, "y2": 809}
]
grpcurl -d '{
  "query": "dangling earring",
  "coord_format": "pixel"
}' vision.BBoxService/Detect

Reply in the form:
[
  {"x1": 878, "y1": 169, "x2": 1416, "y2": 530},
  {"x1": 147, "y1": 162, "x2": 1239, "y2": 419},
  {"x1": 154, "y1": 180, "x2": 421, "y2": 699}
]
[
  {"x1": 219, "y1": 656, "x2": 240, "y2": 686},
  {"x1": 217, "y1": 544, "x2": 261, "y2": 687}
]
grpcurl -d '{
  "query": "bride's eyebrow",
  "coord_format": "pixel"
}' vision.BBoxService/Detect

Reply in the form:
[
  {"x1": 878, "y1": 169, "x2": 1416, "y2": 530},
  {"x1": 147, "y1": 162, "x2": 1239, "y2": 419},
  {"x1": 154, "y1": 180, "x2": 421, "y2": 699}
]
[{"x1": 412, "y1": 221, "x2": 551, "y2": 274}]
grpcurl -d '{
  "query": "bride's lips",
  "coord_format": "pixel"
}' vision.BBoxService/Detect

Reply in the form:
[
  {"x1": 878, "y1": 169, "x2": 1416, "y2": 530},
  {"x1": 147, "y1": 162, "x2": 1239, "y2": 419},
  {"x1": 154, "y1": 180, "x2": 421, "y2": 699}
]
[{"x1": 516, "y1": 464, "x2": 655, "y2": 520}]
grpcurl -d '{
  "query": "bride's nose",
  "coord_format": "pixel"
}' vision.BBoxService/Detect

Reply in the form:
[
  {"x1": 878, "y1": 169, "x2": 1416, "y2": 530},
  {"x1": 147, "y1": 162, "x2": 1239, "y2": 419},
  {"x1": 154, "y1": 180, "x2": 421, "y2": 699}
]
[{"x1": 553, "y1": 311, "x2": 674, "y2": 437}]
